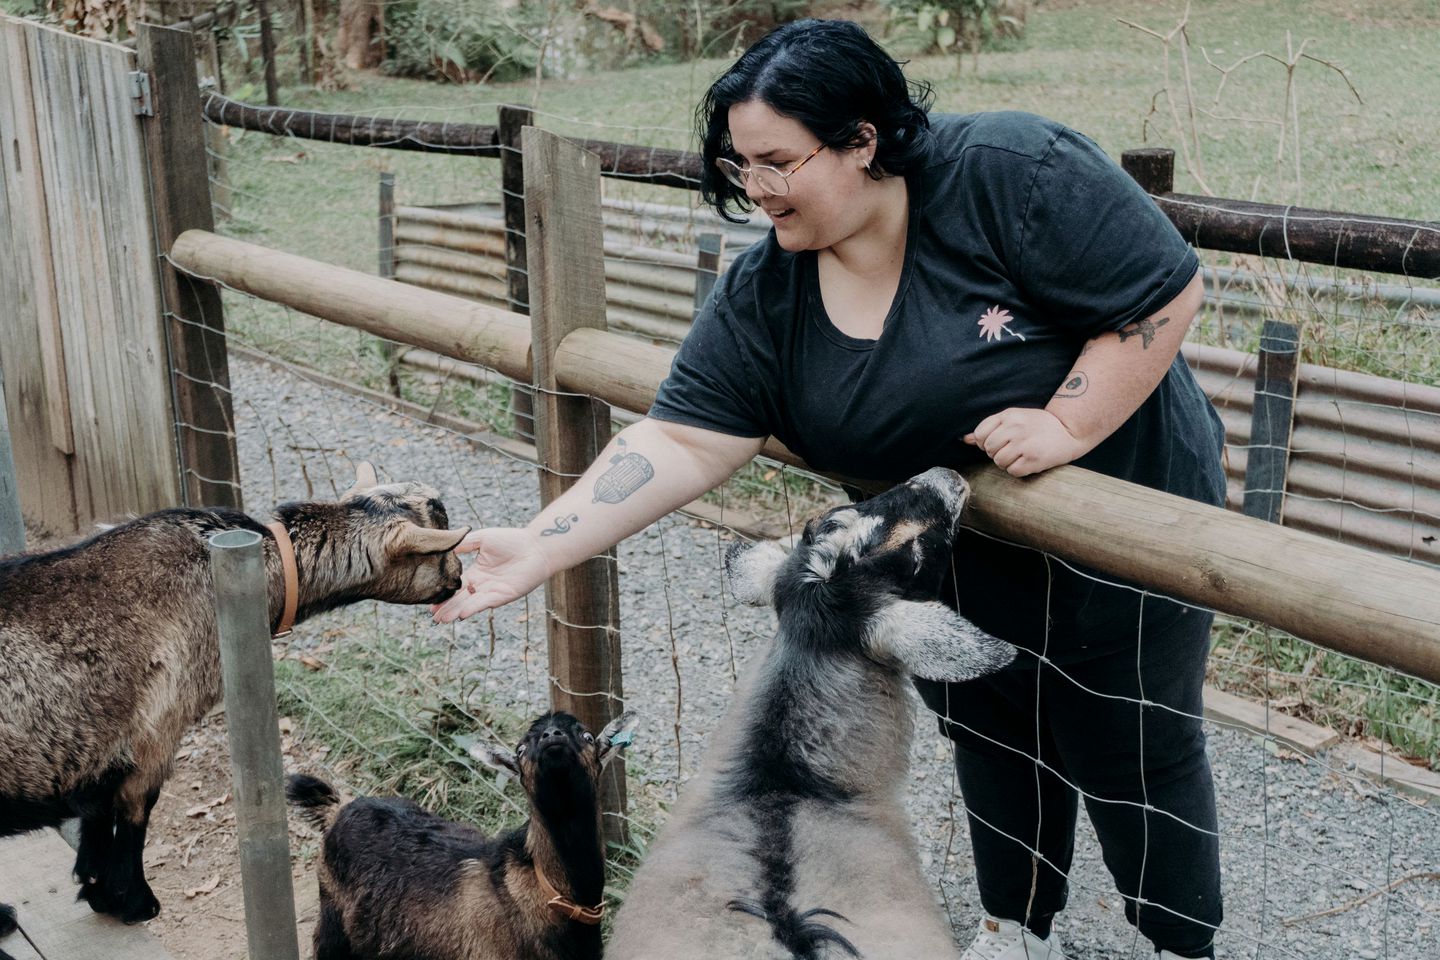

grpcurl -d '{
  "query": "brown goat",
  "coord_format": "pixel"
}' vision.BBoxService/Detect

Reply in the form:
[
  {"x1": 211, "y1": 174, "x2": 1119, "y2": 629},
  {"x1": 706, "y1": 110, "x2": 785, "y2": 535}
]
[
  {"x1": 0, "y1": 462, "x2": 467, "y2": 945},
  {"x1": 287, "y1": 709, "x2": 637, "y2": 960}
]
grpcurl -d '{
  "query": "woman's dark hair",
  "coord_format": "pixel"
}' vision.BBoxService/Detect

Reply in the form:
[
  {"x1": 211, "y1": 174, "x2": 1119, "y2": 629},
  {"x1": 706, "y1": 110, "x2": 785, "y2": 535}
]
[{"x1": 696, "y1": 19, "x2": 934, "y2": 222}]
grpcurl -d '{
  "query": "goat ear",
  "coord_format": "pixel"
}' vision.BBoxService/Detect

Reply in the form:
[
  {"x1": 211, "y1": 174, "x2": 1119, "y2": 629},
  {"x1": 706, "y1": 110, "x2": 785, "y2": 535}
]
[
  {"x1": 724, "y1": 540, "x2": 787, "y2": 607},
  {"x1": 865, "y1": 600, "x2": 1016, "y2": 682},
  {"x1": 388, "y1": 522, "x2": 470, "y2": 556},
  {"x1": 468, "y1": 741, "x2": 519, "y2": 782},
  {"x1": 596, "y1": 711, "x2": 638, "y2": 768},
  {"x1": 342, "y1": 460, "x2": 380, "y2": 501}
]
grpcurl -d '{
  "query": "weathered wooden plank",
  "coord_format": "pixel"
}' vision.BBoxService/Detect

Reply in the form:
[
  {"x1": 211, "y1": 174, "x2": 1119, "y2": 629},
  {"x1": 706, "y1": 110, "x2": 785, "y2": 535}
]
[
  {"x1": 1242, "y1": 320, "x2": 1301, "y2": 523},
  {"x1": 0, "y1": 829, "x2": 175, "y2": 960},
  {"x1": 1, "y1": 19, "x2": 72, "y2": 457},
  {"x1": 1201, "y1": 686, "x2": 1339, "y2": 755},
  {"x1": 0, "y1": 17, "x2": 76, "y2": 535},
  {"x1": 139, "y1": 24, "x2": 240, "y2": 509},
  {"x1": 1329, "y1": 742, "x2": 1440, "y2": 803},
  {"x1": 0, "y1": 924, "x2": 44, "y2": 960},
  {"x1": 24, "y1": 23, "x2": 178, "y2": 525},
  {"x1": 522, "y1": 127, "x2": 628, "y2": 846},
  {"x1": 26, "y1": 24, "x2": 118, "y2": 524},
  {"x1": 0, "y1": 361, "x2": 27, "y2": 555}
]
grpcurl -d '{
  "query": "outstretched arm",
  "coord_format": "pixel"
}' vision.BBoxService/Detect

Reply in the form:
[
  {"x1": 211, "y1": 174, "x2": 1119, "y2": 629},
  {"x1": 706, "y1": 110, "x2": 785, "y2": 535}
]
[
  {"x1": 965, "y1": 270, "x2": 1203, "y2": 477},
  {"x1": 432, "y1": 417, "x2": 764, "y2": 622}
]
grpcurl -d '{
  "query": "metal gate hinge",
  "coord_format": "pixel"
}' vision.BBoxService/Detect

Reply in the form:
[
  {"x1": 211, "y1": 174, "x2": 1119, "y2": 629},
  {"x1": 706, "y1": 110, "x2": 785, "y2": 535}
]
[{"x1": 128, "y1": 71, "x2": 154, "y2": 117}]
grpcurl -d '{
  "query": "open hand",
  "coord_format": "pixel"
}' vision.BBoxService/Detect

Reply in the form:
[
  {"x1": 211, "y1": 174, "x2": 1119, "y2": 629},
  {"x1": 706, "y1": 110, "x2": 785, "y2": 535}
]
[
  {"x1": 964, "y1": 408, "x2": 1087, "y2": 477},
  {"x1": 431, "y1": 528, "x2": 551, "y2": 623}
]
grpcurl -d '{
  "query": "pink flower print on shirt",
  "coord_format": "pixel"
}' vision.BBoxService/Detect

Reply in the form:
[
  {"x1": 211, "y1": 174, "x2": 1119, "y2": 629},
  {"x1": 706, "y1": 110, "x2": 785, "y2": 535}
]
[{"x1": 977, "y1": 305, "x2": 1027, "y2": 342}]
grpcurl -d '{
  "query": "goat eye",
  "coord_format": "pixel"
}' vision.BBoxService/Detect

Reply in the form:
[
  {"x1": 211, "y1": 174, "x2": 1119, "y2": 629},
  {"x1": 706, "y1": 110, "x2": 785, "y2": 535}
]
[
  {"x1": 516, "y1": 744, "x2": 527, "y2": 756},
  {"x1": 582, "y1": 732, "x2": 594, "y2": 743}
]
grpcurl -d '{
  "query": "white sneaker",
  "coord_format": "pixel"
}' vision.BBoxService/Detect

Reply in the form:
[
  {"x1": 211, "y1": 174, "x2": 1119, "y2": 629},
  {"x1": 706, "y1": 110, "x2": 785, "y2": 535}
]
[
  {"x1": 960, "y1": 916, "x2": 1066, "y2": 960},
  {"x1": 1156, "y1": 952, "x2": 1209, "y2": 959}
]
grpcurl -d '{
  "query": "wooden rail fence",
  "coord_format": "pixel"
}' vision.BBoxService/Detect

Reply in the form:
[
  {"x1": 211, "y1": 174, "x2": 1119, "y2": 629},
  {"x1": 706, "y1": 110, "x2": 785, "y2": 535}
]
[{"x1": 167, "y1": 216, "x2": 1440, "y2": 688}]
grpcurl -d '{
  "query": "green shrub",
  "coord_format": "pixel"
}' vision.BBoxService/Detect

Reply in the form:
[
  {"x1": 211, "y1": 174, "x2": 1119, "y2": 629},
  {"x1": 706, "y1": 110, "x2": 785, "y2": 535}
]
[{"x1": 382, "y1": 0, "x2": 539, "y2": 83}]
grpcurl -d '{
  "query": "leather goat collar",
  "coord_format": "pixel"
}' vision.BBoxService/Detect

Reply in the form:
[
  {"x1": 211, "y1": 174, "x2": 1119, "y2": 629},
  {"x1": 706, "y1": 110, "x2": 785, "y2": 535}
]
[
  {"x1": 264, "y1": 520, "x2": 298, "y2": 638},
  {"x1": 534, "y1": 863, "x2": 605, "y2": 925}
]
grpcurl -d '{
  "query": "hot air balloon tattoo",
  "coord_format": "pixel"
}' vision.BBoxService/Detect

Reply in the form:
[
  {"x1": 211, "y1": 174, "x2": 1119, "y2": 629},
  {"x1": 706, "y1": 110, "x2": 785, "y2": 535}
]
[{"x1": 592, "y1": 437, "x2": 654, "y2": 504}]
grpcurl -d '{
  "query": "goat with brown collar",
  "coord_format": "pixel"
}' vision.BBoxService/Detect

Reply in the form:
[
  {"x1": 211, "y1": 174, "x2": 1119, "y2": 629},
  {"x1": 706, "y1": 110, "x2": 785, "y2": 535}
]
[
  {"x1": 0, "y1": 462, "x2": 467, "y2": 948},
  {"x1": 287, "y1": 709, "x2": 637, "y2": 960}
]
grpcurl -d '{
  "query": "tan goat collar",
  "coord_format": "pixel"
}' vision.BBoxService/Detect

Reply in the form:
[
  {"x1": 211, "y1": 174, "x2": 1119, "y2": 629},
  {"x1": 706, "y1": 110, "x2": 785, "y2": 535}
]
[
  {"x1": 534, "y1": 863, "x2": 605, "y2": 925},
  {"x1": 264, "y1": 521, "x2": 298, "y2": 638}
]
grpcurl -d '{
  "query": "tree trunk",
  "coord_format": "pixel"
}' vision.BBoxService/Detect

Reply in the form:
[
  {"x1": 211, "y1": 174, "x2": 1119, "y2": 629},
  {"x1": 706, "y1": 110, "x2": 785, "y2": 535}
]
[{"x1": 337, "y1": 0, "x2": 383, "y2": 71}]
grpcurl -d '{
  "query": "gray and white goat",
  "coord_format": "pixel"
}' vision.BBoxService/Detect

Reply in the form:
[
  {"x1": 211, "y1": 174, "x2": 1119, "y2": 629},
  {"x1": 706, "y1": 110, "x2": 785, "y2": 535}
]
[
  {"x1": 607, "y1": 467, "x2": 1016, "y2": 960},
  {"x1": 0, "y1": 462, "x2": 466, "y2": 946}
]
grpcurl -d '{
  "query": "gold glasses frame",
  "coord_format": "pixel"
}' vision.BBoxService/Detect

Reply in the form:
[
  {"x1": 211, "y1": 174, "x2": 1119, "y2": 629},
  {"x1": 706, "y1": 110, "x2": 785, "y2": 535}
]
[{"x1": 714, "y1": 142, "x2": 826, "y2": 197}]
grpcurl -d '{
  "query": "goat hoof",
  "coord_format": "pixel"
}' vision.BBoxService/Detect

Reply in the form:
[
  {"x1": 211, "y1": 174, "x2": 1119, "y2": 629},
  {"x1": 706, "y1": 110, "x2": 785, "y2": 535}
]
[
  {"x1": 77, "y1": 881, "x2": 120, "y2": 915},
  {"x1": 0, "y1": 902, "x2": 17, "y2": 936},
  {"x1": 118, "y1": 889, "x2": 161, "y2": 924}
]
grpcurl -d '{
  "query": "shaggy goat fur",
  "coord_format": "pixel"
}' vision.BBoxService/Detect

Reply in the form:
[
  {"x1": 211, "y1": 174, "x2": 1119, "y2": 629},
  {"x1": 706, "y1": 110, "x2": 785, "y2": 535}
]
[
  {"x1": 606, "y1": 468, "x2": 1016, "y2": 960},
  {"x1": 0, "y1": 462, "x2": 466, "y2": 950},
  {"x1": 288, "y1": 710, "x2": 637, "y2": 960}
]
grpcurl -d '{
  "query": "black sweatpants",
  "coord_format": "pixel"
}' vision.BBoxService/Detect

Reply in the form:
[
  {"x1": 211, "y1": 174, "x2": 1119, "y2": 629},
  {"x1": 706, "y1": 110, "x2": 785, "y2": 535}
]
[{"x1": 916, "y1": 602, "x2": 1223, "y2": 958}]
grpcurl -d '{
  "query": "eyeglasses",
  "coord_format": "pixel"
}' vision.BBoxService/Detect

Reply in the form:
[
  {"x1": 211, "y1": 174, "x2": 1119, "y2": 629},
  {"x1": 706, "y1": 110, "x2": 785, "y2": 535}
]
[{"x1": 715, "y1": 142, "x2": 826, "y2": 197}]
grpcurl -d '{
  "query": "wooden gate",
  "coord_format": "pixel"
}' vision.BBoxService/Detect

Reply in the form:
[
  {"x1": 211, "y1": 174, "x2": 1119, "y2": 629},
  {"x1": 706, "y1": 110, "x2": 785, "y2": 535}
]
[{"x1": 0, "y1": 17, "x2": 223, "y2": 534}]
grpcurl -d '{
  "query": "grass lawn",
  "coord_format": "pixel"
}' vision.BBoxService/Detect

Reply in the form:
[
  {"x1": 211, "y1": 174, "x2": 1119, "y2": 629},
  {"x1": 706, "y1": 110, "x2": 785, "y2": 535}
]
[{"x1": 247, "y1": 0, "x2": 1439, "y2": 216}]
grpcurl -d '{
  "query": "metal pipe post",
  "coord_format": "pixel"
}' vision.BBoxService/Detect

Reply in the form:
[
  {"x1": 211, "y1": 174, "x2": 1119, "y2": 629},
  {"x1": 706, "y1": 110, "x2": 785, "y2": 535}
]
[{"x1": 209, "y1": 529, "x2": 300, "y2": 960}]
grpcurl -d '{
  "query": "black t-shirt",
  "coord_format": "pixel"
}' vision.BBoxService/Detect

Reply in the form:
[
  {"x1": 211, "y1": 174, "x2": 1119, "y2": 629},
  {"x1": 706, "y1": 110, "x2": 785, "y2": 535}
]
[{"x1": 651, "y1": 111, "x2": 1226, "y2": 659}]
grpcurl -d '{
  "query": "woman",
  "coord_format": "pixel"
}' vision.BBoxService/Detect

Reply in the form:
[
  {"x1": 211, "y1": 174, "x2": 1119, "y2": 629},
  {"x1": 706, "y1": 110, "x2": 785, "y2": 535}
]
[{"x1": 434, "y1": 19, "x2": 1224, "y2": 960}]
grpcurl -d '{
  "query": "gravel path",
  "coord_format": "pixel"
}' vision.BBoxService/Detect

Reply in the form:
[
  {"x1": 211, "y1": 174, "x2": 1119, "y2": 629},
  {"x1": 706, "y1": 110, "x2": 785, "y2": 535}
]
[{"x1": 233, "y1": 355, "x2": 1439, "y2": 959}]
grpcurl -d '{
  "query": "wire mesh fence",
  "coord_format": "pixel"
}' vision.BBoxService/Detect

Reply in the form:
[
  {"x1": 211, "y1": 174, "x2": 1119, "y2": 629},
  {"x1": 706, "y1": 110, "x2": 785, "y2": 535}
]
[{"x1": 175, "y1": 96, "x2": 1440, "y2": 959}]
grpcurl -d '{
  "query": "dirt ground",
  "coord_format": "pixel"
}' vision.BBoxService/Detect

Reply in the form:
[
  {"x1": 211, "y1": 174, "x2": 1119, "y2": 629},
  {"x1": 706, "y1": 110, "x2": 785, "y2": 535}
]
[{"x1": 142, "y1": 709, "x2": 323, "y2": 960}]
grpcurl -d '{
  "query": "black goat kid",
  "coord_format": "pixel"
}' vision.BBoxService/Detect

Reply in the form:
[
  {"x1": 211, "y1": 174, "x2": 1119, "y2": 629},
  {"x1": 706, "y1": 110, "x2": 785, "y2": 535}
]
[{"x1": 288, "y1": 709, "x2": 637, "y2": 960}]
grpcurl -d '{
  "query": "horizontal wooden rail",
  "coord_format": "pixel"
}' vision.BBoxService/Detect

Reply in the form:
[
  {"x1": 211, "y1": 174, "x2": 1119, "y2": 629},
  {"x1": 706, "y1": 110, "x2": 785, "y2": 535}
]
[
  {"x1": 169, "y1": 230, "x2": 532, "y2": 382},
  {"x1": 200, "y1": 99, "x2": 1440, "y2": 275},
  {"x1": 1155, "y1": 193, "x2": 1439, "y2": 279},
  {"x1": 202, "y1": 94, "x2": 505, "y2": 156},
  {"x1": 168, "y1": 232, "x2": 1440, "y2": 684},
  {"x1": 1122, "y1": 148, "x2": 1440, "y2": 278},
  {"x1": 200, "y1": 95, "x2": 701, "y2": 186}
]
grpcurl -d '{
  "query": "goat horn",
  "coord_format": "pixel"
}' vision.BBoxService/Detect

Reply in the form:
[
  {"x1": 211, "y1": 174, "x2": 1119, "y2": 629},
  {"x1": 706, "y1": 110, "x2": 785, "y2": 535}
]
[
  {"x1": 342, "y1": 460, "x2": 380, "y2": 500},
  {"x1": 388, "y1": 522, "x2": 470, "y2": 556}
]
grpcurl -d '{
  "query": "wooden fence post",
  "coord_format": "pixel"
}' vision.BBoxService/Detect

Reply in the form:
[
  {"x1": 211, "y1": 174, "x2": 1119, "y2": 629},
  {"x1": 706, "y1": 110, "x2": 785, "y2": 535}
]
[
  {"x1": 1121, "y1": 147, "x2": 1176, "y2": 195},
  {"x1": 209, "y1": 529, "x2": 300, "y2": 960},
  {"x1": 198, "y1": 28, "x2": 232, "y2": 223},
  {"x1": 1242, "y1": 319, "x2": 1301, "y2": 523},
  {"x1": 693, "y1": 231, "x2": 725, "y2": 318},
  {"x1": 139, "y1": 24, "x2": 242, "y2": 510},
  {"x1": 522, "y1": 126, "x2": 628, "y2": 847},
  {"x1": 0, "y1": 359, "x2": 26, "y2": 556},
  {"x1": 500, "y1": 105, "x2": 536, "y2": 441},
  {"x1": 378, "y1": 171, "x2": 401, "y2": 396},
  {"x1": 254, "y1": 0, "x2": 279, "y2": 106}
]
